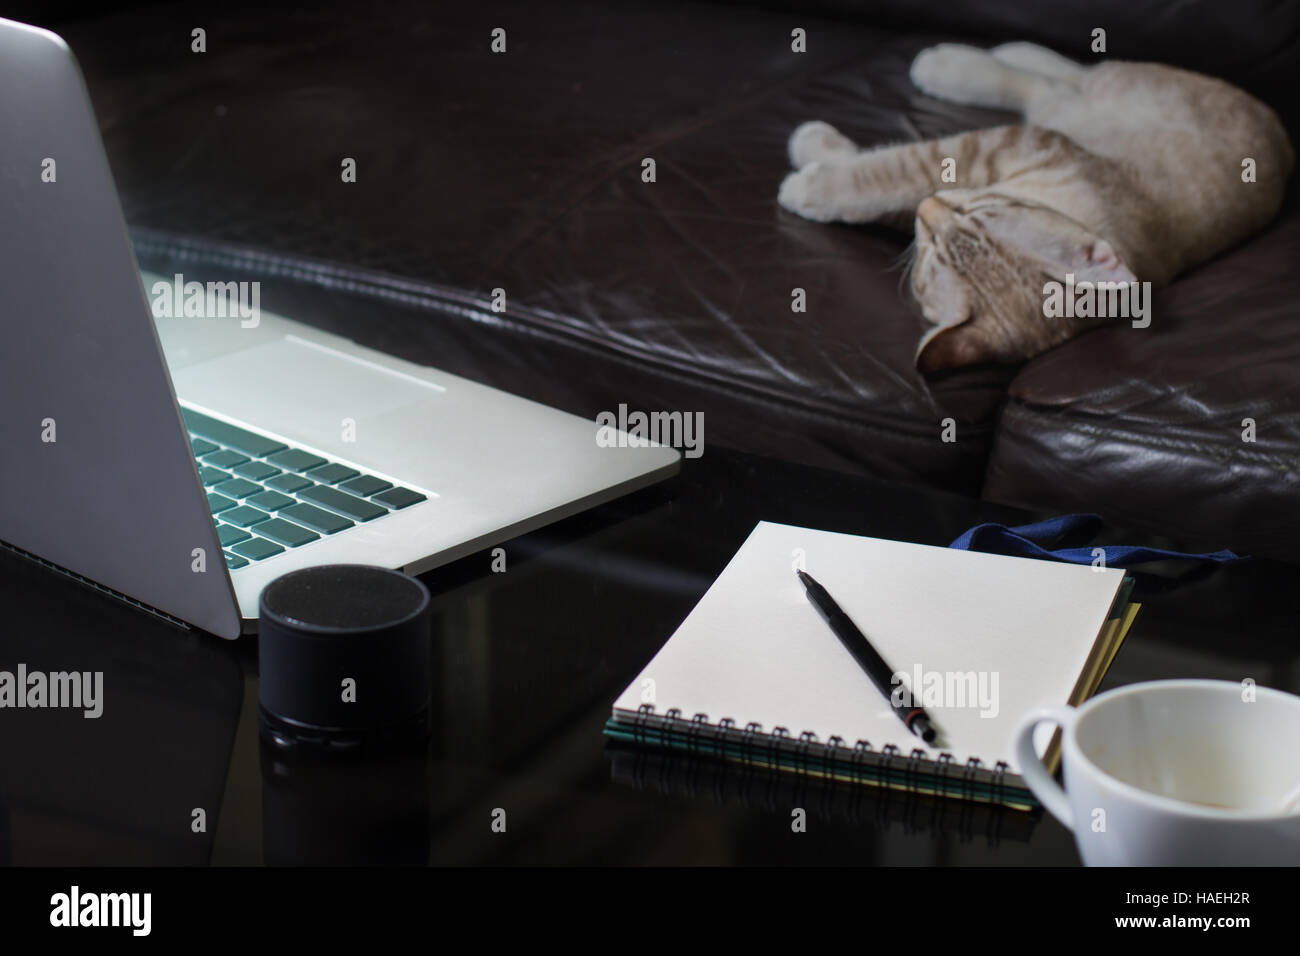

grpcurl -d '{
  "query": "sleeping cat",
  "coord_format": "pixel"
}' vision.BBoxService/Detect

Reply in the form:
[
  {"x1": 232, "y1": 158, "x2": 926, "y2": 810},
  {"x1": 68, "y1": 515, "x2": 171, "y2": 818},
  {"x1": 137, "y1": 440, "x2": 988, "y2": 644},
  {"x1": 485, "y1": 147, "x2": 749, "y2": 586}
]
[{"x1": 777, "y1": 42, "x2": 1294, "y2": 372}]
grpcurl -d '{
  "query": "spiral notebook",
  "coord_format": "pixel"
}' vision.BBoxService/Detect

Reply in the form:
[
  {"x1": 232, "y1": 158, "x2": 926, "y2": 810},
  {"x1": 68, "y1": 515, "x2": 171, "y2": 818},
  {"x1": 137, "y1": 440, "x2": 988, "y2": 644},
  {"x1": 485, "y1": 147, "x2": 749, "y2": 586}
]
[
  {"x1": 605, "y1": 521, "x2": 1139, "y2": 810},
  {"x1": 607, "y1": 742, "x2": 1043, "y2": 843}
]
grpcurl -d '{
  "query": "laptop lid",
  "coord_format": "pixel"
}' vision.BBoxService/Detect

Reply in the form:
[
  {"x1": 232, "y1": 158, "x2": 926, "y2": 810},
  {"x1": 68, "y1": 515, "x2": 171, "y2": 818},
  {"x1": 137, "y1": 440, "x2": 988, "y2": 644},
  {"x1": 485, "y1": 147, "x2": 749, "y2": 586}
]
[{"x1": 0, "y1": 19, "x2": 241, "y2": 638}]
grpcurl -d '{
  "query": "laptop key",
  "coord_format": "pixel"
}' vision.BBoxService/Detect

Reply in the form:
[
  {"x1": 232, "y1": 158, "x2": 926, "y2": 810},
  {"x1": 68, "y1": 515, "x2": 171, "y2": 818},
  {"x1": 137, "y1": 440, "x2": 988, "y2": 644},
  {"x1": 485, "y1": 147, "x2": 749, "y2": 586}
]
[
  {"x1": 233, "y1": 460, "x2": 281, "y2": 481},
  {"x1": 224, "y1": 551, "x2": 250, "y2": 569},
  {"x1": 305, "y1": 463, "x2": 359, "y2": 485},
  {"x1": 246, "y1": 490, "x2": 296, "y2": 512},
  {"x1": 199, "y1": 466, "x2": 230, "y2": 486},
  {"x1": 202, "y1": 449, "x2": 250, "y2": 469},
  {"x1": 280, "y1": 502, "x2": 355, "y2": 535},
  {"x1": 340, "y1": 475, "x2": 393, "y2": 497},
  {"x1": 191, "y1": 437, "x2": 218, "y2": 457},
  {"x1": 255, "y1": 518, "x2": 321, "y2": 548},
  {"x1": 207, "y1": 493, "x2": 237, "y2": 514},
  {"x1": 182, "y1": 408, "x2": 287, "y2": 458},
  {"x1": 212, "y1": 477, "x2": 262, "y2": 500},
  {"x1": 299, "y1": 485, "x2": 387, "y2": 521},
  {"x1": 372, "y1": 487, "x2": 427, "y2": 510},
  {"x1": 265, "y1": 473, "x2": 313, "y2": 494},
  {"x1": 230, "y1": 536, "x2": 285, "y2": 561},
  {"x1": 216, "y1": 524, "x2": 251, "y2": 547},
  {"x1": 222, "y1": 505, "x2": 272, "y2": 528},
  {"x1": 267, "y1": 448, "x2": 327, "y2": 472}
]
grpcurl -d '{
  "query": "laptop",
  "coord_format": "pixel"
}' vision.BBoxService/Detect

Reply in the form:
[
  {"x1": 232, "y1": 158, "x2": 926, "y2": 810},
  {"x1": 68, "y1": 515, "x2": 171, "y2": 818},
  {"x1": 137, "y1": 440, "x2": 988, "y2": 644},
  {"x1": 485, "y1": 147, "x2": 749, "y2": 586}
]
[{"x1": 0, "y1": 19, "x2": 680, "y2": 639}]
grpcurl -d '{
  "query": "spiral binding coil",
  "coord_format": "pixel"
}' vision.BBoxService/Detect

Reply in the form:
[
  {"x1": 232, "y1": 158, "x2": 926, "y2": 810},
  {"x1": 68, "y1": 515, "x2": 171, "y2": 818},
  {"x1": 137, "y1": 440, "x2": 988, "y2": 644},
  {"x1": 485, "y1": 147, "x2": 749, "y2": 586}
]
[
  {"x1": 688, "y1": 713, "x2": 710, "y2": 757},
  {"x1": 608, "y1": 741, "x2": 1041, "y2": 844},
  {"x1": 612, "y1": 704, "x2": 1035, "y2": 809},
  {"x1": 960, "y1": 757, "x2": 982, "y2": 803},
  {"x1": 797, "y1": 731, "x2": 818, "y2": 777},
  {"x1": 634, "y1": 702, "x2": 654, "y2": 746}
]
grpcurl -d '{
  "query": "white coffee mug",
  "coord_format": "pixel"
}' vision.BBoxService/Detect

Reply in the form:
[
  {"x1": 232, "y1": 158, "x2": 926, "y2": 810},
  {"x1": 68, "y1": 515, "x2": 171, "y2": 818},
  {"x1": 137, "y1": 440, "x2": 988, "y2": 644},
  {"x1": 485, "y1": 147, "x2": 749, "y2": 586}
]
[{"x1": 1014, "y1": 679, "x2": 1300, "y2": 866}]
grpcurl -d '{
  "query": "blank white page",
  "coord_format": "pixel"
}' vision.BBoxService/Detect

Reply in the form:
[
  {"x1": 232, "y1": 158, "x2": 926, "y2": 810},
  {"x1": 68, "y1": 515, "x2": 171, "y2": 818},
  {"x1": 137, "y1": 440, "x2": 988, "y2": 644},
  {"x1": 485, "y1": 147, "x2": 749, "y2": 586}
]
[{"x1": 613, "y1": 521, "x2": 1125, "y2": 770}]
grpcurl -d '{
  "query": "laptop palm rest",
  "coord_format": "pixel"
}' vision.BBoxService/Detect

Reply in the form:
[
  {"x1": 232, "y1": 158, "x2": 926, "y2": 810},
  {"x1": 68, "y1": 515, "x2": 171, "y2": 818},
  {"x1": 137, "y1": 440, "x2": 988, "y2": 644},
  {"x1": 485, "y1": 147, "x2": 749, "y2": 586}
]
[{"x1": 171, "y1": 336, "x2": 443, "y2": 453}]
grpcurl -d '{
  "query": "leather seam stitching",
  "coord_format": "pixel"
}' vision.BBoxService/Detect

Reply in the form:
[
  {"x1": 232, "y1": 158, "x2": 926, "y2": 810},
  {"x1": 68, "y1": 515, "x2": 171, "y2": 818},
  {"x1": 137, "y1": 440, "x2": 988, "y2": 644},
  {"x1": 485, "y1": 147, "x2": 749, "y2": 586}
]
[
  {"x1": 131, "y1": 230, "x2": 995, "y2": 447},
  {"x1": 999, "y1": 401, "x2": 1300, "y2": 471}
]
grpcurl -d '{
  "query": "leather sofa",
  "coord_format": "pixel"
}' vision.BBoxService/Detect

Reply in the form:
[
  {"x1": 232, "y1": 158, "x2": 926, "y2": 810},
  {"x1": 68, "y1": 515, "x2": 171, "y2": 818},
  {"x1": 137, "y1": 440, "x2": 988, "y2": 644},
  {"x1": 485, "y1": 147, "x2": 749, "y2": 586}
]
[{"x1": 23, "y1": 0, "x2": 1300, "y2": 558}]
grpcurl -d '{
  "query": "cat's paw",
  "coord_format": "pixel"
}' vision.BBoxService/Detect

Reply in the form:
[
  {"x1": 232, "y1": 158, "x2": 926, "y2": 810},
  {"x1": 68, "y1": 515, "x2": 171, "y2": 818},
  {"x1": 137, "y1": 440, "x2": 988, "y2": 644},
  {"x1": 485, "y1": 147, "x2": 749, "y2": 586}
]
[
  {"x1": 778, "y1": 161, "x2": 842, "y2": 222},
  {"x1": 788, "y1": 120, "x2": 858, "y2": 169},
  {"x1": 910, "y1": 43, "x2": 1005, "y2": 105}
]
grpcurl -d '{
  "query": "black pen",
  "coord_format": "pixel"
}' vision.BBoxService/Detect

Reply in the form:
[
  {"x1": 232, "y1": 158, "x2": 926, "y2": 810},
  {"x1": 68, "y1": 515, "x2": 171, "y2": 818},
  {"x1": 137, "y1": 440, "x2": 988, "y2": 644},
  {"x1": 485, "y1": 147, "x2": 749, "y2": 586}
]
[{"x1": 796, "y1": 569, "x2": 937, "y2": 744}]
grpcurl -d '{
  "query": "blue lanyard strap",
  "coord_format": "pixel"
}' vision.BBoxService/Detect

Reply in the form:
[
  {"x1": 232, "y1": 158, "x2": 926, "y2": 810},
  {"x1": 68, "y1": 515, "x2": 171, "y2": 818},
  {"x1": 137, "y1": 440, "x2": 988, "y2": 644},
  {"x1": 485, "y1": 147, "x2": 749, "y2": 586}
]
[{"x1": 949, "y1": 513, "x2": 1242, "y2": 570}]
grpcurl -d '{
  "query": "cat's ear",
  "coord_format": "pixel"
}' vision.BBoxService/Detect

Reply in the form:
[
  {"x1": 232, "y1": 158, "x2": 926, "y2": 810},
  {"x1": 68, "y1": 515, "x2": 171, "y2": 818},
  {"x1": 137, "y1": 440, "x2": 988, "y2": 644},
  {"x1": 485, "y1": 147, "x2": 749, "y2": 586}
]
[
  {"x1": 981, "y1": 206, "x2": 1136, "y2": 285},
  {"x1": 1073, "y1": 239, "x2": 1137, "y2": 285},
  {"x1": 915, "y1": 319, "x2": 989, "y2": 373}
]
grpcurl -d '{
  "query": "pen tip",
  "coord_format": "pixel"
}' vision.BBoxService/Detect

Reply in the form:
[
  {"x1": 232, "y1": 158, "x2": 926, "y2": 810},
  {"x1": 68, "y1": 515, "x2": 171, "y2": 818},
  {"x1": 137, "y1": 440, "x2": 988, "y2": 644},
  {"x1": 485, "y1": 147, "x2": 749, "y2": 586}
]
[
  {"x1": 912, "y1": 716, "x2": 937, "y2": 744},
  {"x1": 795, "y1": 569, "x2": 811, "y2": 585}
]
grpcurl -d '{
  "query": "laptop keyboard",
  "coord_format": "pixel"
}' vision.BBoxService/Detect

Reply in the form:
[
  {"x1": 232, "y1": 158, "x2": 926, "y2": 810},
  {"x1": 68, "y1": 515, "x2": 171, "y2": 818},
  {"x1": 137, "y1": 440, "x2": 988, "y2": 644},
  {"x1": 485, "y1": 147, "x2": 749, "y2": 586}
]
[{"x1": 182, "y1": 408, "x2": 427, "y2": 571}]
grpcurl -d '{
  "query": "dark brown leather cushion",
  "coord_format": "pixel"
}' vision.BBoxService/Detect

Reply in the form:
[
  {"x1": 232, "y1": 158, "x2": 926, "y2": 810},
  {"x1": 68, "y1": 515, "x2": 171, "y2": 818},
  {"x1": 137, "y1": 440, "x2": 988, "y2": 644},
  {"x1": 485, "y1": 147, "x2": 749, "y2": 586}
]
[
  {"x1": 982, "y1": 202, "x2": 1300, "y2": 560},
  {"x1": 43, "y1": 0, "x2": 1300, "y2": 554},
  {"x1": 59, "y1": 0, "x2": 1025, "y2": 491}
]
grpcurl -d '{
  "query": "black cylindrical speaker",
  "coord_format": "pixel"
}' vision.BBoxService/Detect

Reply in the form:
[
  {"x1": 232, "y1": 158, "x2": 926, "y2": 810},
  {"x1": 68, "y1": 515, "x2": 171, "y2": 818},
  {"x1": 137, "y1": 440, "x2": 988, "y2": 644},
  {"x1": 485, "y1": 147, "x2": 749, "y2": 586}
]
[{"x1": 258, "y1": 564, "x2": 431, "y2": 748}]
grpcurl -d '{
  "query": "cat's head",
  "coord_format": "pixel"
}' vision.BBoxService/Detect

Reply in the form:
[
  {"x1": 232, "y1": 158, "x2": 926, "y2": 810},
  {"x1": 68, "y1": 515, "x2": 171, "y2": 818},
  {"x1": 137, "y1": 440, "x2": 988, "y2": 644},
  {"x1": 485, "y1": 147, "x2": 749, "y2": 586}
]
[{"x1": 909, "y1": 192, "x2": 1136, "y2": 372}]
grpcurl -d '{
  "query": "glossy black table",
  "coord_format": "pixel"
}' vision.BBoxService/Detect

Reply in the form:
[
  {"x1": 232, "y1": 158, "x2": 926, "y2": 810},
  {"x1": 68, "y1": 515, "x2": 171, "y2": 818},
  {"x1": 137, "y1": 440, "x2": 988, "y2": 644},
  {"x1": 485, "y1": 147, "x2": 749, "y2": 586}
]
[{"x1": 1, "y1": 446, "x2": 1295, "y2": 866}]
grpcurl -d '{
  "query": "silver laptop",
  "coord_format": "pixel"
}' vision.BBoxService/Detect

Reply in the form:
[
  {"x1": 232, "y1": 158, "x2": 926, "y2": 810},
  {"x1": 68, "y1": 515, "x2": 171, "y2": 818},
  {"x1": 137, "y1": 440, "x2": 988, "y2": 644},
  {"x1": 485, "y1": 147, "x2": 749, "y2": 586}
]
[{"x1": 0, "y1": 19, "x2": 679, "y2": 639}]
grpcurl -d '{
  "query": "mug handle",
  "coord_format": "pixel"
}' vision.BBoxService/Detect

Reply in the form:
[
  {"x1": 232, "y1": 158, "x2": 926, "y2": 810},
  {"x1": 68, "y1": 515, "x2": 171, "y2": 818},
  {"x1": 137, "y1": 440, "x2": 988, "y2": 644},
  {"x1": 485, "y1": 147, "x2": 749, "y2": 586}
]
[{"x1": 1014, "y1": 706, "x2": 1077, "y2": 828}]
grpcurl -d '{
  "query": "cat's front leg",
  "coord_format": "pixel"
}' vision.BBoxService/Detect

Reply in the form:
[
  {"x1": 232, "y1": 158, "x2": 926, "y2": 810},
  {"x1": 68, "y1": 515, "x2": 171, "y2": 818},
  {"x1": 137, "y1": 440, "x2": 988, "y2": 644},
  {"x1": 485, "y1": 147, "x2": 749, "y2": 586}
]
[
  {"x1": 778, "y1": 146, "x2": 938, "y2": 225},
  {"x1": 778, "y1": 126, "x2": 1052, "y2": 225}
]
